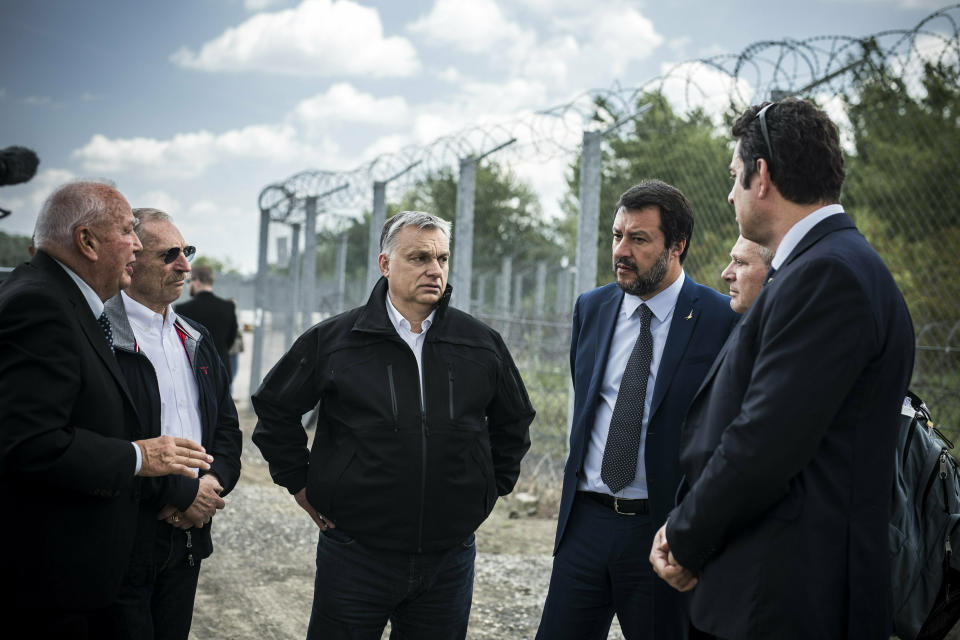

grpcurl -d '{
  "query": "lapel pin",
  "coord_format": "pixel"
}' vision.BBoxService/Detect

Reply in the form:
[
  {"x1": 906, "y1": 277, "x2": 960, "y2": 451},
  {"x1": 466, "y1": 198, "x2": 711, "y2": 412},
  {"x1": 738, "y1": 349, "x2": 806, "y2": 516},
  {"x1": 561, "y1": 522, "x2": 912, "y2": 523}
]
[{"x1": 685, "y1": 310, "x2": 693, "y2": 320}]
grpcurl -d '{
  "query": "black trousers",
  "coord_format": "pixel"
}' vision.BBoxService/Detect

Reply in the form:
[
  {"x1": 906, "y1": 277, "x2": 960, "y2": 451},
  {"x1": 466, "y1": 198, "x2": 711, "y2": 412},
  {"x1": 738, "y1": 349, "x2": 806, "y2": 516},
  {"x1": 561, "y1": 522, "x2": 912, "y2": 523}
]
[{"x1": 108, "y1": 524, "x2": 202, "y2": 640}]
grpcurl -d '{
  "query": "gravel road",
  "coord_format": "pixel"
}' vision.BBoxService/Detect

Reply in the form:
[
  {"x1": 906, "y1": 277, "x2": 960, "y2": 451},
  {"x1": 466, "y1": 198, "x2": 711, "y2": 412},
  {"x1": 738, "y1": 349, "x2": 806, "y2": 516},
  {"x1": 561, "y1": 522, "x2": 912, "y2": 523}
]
[{"x1": 188, "y1": 410, "x2": 618, "y2": 640}]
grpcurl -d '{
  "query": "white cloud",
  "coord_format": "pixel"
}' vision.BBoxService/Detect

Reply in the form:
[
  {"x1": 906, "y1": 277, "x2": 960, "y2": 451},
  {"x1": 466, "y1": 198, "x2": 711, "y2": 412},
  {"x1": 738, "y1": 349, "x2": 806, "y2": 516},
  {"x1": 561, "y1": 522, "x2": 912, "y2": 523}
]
[
  {"x1": 658, "y1": 60, "x2": 756, "y2": 118},
  {"x1": 244, "y1": 0, "x2": 285, "y2": 11},
  {"x1": 292, "y1": 83, "x2": 410, "y2": 137},
  {"x1": 0, "y1": 168, "x2": 77, "y2": 237},
  {"x1": 550, "y1": 4, "x2": 664, "y2": 79},
  {"x1": 132, "y1": 189, "x2": 182, "y2": 215},
  {"x1": 171, "y1": 0, "x2": 419, "y2": 78},
  {"x1": 408, "y1": 0, "x2": 534, "y2": 55},
  {"x1": 72, "y1": 124, "x2": 334, "y2": 177}
]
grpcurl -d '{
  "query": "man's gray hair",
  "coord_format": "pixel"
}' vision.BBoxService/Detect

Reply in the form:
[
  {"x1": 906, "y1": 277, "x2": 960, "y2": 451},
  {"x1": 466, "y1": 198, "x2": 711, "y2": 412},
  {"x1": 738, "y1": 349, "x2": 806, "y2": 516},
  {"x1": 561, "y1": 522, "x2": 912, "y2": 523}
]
[
  {"x1": 132, "y1": 208, "x2": 173, "y2": 242},
  {"x1": 379, "y1": 211, "x2": 452, "y2": 257},
  {"x1": 754, "y1": 243, "x2": 774, "y2": 267},
  {"x1": 33, "y1": 180, "x2": 122, "y2": 249}
]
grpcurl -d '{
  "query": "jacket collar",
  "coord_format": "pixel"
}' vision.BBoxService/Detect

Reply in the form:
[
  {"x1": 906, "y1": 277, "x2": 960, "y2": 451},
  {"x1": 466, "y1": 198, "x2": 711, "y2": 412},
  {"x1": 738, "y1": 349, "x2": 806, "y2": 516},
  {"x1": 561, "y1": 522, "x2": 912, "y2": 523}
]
[
  {"x1": 104, "y1": 293, "x2": 204, "y2": 360},
  {"x1": 353, "y1": 276, "x2": 452, "y2": 336},
  {"x1": 779, "y1": 212, "x2": 856, "y2": 271}
]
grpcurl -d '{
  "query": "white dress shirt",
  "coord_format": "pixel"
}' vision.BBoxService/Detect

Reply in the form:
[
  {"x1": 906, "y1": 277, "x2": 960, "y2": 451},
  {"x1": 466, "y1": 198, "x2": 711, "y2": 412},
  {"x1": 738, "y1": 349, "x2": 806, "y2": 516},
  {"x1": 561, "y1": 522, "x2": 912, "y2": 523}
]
[
  {"x1": 385, "y1": 294, "x2": 437, "y2": 407},
  {"x1": 578, "y1": 270, "x2": 686, "y2": 499},
  {"x1": 771, "y1": 203, "x2": 844, "y2": 270},
  {"x1": 122, "y1": 292, "x2": 203, "y2": 447}
]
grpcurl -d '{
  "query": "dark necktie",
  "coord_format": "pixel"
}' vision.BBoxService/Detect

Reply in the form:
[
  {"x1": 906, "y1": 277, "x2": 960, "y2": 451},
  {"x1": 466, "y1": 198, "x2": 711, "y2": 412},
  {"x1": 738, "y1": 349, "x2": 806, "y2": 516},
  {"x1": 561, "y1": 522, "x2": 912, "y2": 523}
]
[
  {"x1": 98, "y1": 312, "x2": 115, "y2": 354},
  {"x1": 765, "y1": 265, "x2": 777, "y2": 286},
  {"x1": 601, "y1": 303, "x2": 654, "y2": 494}
]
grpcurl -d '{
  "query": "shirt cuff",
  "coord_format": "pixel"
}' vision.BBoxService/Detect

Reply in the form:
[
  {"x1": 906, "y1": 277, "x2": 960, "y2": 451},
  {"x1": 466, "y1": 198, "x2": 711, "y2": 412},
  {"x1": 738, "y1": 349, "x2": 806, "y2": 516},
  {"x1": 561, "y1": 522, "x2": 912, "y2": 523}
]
[{"x1": 132, "y1": 441, "x2": 142, "y2": 475}]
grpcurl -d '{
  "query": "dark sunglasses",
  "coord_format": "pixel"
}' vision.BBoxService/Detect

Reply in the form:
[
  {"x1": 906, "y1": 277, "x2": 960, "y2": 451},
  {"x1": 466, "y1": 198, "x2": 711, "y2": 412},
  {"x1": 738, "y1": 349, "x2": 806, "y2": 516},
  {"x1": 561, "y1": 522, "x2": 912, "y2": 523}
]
[
  {"x1": 755, "y1": 102, "x2": 776, "y2": 171},
  {"x1": 161, "y1": 245, "x2": 196, "y2": 264}
]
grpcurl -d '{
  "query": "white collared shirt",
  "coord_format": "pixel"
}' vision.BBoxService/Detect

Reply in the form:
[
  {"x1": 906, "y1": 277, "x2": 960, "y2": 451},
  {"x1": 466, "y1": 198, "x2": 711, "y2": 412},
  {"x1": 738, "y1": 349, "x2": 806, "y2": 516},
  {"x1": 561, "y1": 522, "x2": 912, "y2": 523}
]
[
  {"x1": 52, "y1": 258, "x2": 145, "y2": 473},
  {"x1": 122, "y1": 292, "x2": 203, "y2": 446},
  {"x1": 771, "y1": 203, "x2": 845, "y2": 270},
  {"x1": 385, "y1": 293, "x2": 437, "y2": 407},
  {"x1": 578, "y1": 270, "x2": 686, "y2": 499}
]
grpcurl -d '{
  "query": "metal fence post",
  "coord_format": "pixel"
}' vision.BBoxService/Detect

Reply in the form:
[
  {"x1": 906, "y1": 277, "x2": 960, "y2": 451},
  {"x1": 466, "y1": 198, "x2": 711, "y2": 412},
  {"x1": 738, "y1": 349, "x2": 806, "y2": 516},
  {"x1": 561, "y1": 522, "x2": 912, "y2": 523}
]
[
  {"x1": 576, "y1": 130, "x2": 602, "y2": 300},
  {"x1": 249, "y1": 206, "x2": 271, "y2": 397},
  {"x1": 301, "y1": 196, "x2": 318, "y2": 329},
  {"x1": 367, "y1": 181, "x2": 386, "y2": 292},
  {"x1": 453, "y1": 157, "x2": 477, "y2": 312},
  {"x1": 335, "y1": 231, "x2": 347, "y2": 313},
  {"x1": 285, "y1": 222, "x2": 301, "y2": 348}
]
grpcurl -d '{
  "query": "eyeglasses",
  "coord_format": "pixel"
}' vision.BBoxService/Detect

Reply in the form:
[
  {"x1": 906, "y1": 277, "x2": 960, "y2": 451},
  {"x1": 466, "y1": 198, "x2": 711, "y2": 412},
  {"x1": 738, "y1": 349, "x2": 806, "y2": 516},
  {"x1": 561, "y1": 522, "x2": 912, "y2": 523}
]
[
  {"x1": 755, "y1": 102, "x2": 776, "y2": 171},
  {"x1": 161, "y1": 245, "x2": 196, "y2": 264}
]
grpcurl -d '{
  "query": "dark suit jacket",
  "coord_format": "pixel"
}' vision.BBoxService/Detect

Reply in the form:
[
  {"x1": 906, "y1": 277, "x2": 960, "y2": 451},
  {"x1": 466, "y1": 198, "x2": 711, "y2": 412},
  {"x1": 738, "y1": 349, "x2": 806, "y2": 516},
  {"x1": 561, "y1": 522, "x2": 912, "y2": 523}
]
[
  {"x1": 0, "y1": 250, "x2": 142, "y2": 610},
  {"x1": 667, "y1": 213, "x2": 915, "y2": 639},
  {"x1": 554, "y1": 276, "x2": 738, "y2": 630},
  {"x1": 175, "y1": 291, "x2": 238, "y2": 376}
]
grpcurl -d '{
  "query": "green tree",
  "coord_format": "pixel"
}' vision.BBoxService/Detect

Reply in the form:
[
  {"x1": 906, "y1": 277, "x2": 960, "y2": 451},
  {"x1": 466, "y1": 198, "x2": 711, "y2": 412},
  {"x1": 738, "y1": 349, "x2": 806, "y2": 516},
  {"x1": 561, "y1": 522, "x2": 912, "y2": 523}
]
[
  {"x1": 398, "y1": 162, "x2": 564, "y2": 273},
  {"x1": 563, "y1": 90, "x2": 736, "y2": 290},
  {"x1": 842, "y1": 57, "x2": 960, "y2": 432},
  {"x1": 309, "y1": 162, "x2": 565, "y2": 309},
  {"x1": 0, "y1": 231, "x2": 32, "y2": 267}
]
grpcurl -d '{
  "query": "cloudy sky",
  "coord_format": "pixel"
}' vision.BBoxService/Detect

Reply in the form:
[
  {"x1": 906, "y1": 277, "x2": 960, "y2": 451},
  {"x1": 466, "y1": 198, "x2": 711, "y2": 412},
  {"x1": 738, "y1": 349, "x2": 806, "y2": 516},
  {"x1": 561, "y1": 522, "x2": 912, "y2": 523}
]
[{"x1": 0, "y1": 0, "x2": 947, "y2": 272}]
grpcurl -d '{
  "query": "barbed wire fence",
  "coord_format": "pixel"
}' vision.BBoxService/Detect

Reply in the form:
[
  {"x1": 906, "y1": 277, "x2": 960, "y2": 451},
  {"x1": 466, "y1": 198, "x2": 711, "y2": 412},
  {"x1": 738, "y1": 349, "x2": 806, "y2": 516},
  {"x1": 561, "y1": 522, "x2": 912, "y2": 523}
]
[{"x1": 236, "y1": 5, "x2": 960, "y2": 503}]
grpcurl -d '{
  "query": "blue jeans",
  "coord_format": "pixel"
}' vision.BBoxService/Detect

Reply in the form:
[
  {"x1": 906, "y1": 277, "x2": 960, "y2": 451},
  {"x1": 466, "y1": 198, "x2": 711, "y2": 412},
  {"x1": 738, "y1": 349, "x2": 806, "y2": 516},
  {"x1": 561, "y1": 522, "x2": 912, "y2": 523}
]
[{"x1": 306, "y1": 528, "x2": 476, "y2": 640}]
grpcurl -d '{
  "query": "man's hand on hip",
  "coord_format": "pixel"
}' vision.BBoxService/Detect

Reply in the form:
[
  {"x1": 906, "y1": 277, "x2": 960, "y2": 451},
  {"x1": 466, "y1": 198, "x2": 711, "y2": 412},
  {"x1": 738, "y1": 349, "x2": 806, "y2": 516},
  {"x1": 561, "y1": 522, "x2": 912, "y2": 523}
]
[{"x1": 295, "y1": 488, "x2": 335, "y2": 531}]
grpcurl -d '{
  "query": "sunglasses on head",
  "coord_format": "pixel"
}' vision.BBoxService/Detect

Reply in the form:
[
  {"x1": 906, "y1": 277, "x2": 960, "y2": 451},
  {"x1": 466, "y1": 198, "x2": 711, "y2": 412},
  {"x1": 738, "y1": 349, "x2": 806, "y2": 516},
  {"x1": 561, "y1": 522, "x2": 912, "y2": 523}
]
[
  {"x1": 161, "y1": 245, "x2": 196, "y2": 264},
  {"x1": 755, "y1": 102, "x2": 776, "y2": 171}
]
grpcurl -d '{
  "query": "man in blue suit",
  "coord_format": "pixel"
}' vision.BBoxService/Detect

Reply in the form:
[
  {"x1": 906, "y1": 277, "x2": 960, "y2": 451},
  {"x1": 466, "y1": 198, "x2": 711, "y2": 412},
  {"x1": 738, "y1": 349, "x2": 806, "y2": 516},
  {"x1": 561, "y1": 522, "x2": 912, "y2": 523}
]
[
  {"x1": 537, "y1": 180, "x2": 739, "y2": 639},
  {"x1": 651, "y1": 99, "x2": 915, "y2": 639}
]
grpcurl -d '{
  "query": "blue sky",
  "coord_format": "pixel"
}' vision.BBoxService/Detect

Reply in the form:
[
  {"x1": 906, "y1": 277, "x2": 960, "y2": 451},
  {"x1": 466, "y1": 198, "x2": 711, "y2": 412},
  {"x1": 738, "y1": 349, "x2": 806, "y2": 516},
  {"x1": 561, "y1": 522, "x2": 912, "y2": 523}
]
[{"x1": 0, "y1": 0, "x2": 948, "y2": 272}]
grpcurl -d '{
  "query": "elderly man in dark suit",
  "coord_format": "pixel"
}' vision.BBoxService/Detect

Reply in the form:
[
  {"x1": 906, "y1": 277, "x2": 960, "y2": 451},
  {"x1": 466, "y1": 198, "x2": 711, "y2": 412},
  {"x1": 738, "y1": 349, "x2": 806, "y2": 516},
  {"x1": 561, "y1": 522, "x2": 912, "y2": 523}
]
[
  {"x1": 651, "y1": 99, "x2": 915, "y2": 639},
  {"x1": 0, "y1": 181, "x2": 212, "y2": 639},
  {"x1": 175, "y1": 264, "x2": 238, "y2": 379},
  {"x1": 537, "y1": 180, "x2": 739, "y2": 639}
]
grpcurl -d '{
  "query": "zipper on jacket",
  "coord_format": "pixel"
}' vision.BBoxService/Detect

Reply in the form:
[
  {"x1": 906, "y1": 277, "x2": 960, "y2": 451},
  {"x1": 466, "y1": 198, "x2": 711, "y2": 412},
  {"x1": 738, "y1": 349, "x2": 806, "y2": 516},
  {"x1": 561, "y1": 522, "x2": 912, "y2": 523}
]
[
  {"x1": 387, "y1": 364, "x2": 399, "y2": 431},
  {"x1": 418, "y1": 406, "x2": 429, "y2": 553},
  {"x1": 448, "y1": 364, "x2": 455, "y2": 421},
  {"x1": 186, "y1": 530, "x2": 195, "y2": 567}
]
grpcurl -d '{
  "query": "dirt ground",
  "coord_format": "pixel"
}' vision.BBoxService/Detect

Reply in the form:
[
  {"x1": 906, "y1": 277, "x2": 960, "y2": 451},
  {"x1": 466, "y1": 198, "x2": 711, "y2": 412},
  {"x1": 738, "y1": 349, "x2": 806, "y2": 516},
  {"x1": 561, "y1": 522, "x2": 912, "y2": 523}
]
[
  {"x1": 189, "y1": 409, "x2": 596, "y2": 640},
  {"x1": 189, "y1": 409, "x2": 958, "y2": 640}
]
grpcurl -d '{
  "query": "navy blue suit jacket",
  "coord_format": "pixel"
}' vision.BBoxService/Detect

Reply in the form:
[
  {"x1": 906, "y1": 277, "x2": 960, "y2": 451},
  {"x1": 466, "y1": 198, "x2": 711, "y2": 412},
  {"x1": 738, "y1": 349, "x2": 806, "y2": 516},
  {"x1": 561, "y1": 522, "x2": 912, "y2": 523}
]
[
  {"x1": 555, "y1": 275, "x2": 738, "y2": 551},
  {"x1": 667, "y1": 213, "x2": 915, "y2": 639}
]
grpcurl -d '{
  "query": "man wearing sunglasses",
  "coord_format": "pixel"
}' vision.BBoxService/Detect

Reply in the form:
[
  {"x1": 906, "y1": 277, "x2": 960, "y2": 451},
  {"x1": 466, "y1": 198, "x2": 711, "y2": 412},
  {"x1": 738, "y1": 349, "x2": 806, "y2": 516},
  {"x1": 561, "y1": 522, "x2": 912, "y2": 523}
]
[
  {"x1": 102, "y1": 208, "x2": 242, "y2": 640},
  {"x1": 650, "y1": 99, "x2": 915, "y2": 638}
]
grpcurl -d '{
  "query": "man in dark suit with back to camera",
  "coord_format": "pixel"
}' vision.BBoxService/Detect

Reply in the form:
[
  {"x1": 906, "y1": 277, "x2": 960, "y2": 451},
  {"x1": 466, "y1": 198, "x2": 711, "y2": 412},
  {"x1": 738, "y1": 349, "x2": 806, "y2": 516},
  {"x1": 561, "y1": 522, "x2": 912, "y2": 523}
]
[
  {"x1": 252, "y1": 210, "x2": 535, "y2": 639},
  {"x1": 0, "y1": 181, "x2": 213, "y2": 638},
  {"x1": 651, "y1": 99, "x2": 915, "y2": 639},
  {"x1": 175, "y1": 264, "x2": 238, "y2": 379},
  {"x1": 537, "y1": 180, "x2": 740, "y2": 639}
]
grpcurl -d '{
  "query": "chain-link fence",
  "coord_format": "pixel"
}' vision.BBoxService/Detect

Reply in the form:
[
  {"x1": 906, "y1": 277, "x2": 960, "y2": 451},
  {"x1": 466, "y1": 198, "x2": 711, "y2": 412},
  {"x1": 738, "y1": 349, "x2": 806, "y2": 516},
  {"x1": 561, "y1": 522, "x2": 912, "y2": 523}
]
[{"x1": 239, "y1": 6, "x2": 960, "y2": 500}]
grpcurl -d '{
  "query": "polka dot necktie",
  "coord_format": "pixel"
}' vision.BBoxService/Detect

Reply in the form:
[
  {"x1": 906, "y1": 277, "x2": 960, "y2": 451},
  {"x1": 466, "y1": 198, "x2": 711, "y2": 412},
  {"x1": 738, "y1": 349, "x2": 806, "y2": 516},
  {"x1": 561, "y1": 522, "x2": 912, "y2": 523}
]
[
  {"x1": 98, "y1": 312, "x2": 115, "y2": 354},
  {"x1": 601, "y1": 303, "x2": 653, "y2": 494}
]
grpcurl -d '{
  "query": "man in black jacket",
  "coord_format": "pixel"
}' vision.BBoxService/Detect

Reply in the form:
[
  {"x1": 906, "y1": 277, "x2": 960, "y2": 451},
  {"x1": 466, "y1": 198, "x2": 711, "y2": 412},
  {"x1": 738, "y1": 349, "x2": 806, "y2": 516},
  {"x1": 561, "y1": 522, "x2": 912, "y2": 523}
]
[
  {"x1": 175, "y1": 264, "x2": 238, "y2": 379},
  {"x1": 104, "y1": 208, "x2": 242, "y2": 640},
  {"x1": 253, "y1": 210, "x2": 535, "y2": 640}
]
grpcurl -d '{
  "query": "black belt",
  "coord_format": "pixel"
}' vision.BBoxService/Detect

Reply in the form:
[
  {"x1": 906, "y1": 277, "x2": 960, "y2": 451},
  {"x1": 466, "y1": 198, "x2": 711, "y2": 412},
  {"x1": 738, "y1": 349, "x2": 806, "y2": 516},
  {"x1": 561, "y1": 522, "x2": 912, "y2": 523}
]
[{"x1": 580, "y1": 491, "x2": 649, "y2": 515}]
